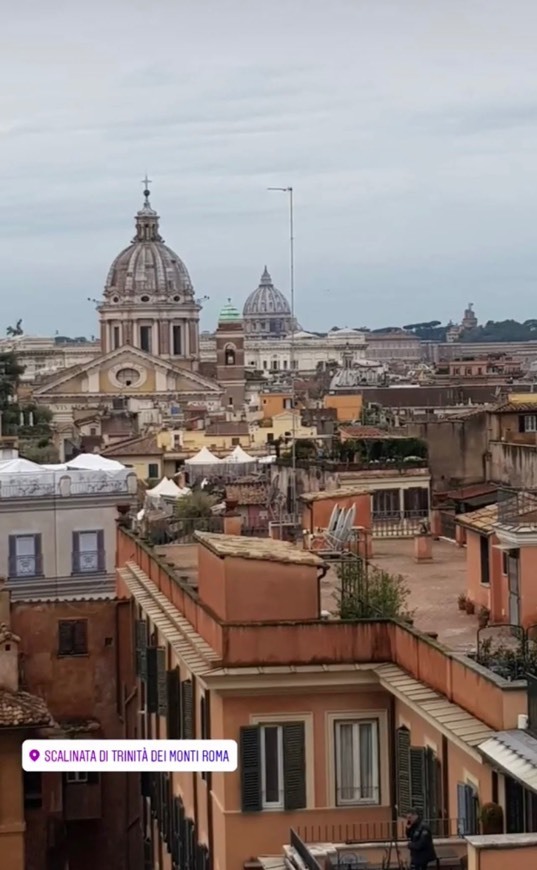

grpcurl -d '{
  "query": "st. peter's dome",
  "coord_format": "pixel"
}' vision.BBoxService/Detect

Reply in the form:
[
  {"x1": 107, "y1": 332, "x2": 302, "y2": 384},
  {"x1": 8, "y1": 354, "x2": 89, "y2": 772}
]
[
  {"x1": 242, "y1": 267, "x2": 294, "y2": 338},
  {"x1": 103, "y1": 188, "x2": 194, "y2": 302}
]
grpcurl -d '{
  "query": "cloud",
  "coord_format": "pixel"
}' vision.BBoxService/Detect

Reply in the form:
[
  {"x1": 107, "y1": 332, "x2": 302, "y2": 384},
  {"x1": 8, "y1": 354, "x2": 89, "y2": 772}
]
[{"x1": 2, "y1": 0, "x2": 537, "y2": 334}]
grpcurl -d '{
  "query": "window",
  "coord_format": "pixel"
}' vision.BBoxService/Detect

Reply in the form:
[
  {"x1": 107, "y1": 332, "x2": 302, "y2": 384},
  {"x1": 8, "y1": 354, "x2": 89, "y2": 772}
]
[
  {"x1": 140, "y1": 325, "x2": 152, "y2": 353},
  {"x1": 225, "y1": 347, "x2": 236, "y2": 366},
  {"x1": 72, "y1": 530, "x2": 105, "y2": 574},
  {"x1": 8, "y1": 534, "x2": 42, "y2": 578},
  {"x1": 148, "y1": 463, "x2": 159, "y2": 479},
  {"x1": 172, "y1": 325, "x2": 182, "y2": 356},
  {"x1": 283, "y1": 360, "x2": 288, "y2": 370},
  {"x1": 524, "y1": 415, "x2": 537, "y2": 433},
  {"x1": 58, "y1": 620, "x2": 88, "y2": 656},
  {"x1": 228, "y1": 397, "x2": 234, "y2": 406},
  {"x1": 502, "y1": 551, "x2": 508, "y2": 575},
  {"x1": 457, "y1": 782, "x2": 478, "y2": 835},
  {"x1": 480, "y1": 534, "x2": 490, "y2": 585},
  {"x1": 262, "y1": 360, "x2": 268, "y2": 370},
  {"x1": 65, "y1": 772, "x2": 99, "y2": 785},
  {"x1": 334, "y1": 720, "x2": 379, "y2": 805},
  {"x1": 113, "y1": 326, "x2": 120, "y2": 349},
  {"x1": 24, "y1": 772, "x2": 42, "y2": 809},
  {"x1": 231, "y1": 437, "x2": 240, "y2": 445},
  {"x1": 239, "y1": 721, "x2": 306, "y2": 812}
]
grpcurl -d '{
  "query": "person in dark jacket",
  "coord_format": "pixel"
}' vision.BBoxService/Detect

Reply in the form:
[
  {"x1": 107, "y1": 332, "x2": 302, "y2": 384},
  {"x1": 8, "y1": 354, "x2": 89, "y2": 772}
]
[{"x1": 405, "y1": 809, "x2": 437, "y2": 869}]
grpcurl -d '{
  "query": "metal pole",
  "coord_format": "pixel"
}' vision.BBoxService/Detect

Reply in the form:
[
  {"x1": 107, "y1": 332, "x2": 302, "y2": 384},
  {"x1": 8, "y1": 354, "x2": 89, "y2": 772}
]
[{"x1": 268, "y1": 186, "x2": 297, "y2": 523}]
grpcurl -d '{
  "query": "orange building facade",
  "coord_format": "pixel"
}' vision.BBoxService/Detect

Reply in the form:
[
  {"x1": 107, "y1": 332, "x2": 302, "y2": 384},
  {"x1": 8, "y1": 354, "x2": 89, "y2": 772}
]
[{"x1": 115, "y1": 515, "x2": 537, "y2": 870}]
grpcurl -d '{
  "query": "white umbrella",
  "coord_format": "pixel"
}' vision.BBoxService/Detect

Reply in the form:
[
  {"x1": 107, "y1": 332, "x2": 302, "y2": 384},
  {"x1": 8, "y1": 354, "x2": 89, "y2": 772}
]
[
  {"x1": 146, "y1": 477, "x2": 183, "y2": 498},
  {"x1": 68, "y1": 453, "x2": 126, "y2": 471}
]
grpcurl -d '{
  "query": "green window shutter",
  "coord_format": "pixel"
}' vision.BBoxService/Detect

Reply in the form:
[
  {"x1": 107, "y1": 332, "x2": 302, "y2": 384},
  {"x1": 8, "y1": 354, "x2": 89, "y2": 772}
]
[
  {"x1": 181, "y1": 679, "x2": 194, "y2": 740},
  {"x1": 425, "y1": 746, "x2": 439, "y2": 825},
  {"x1": 157, "y1": 648, "x2": 167, "y2": 716},
  {"x1": 283, "y1": 722, "x2": 306, "y2": 810},
  {"x1": 166, "y1": 668, "x2": 181, "y2": 739},
  {"x1": 239, "y1": 725, "x2": 262, "y2": 812},
  {"x1": 396, "y1": 726, "x2": 411, "y2": 816},
  {"x1": 134, "y1": 620, "x2": 147, "y2": 680},
  {"x1": 146, "y1": 647, "x2": 158, "y2": 713},
  {"x1": 410, "y1": 746, "x2": 426, "y2": 816}
]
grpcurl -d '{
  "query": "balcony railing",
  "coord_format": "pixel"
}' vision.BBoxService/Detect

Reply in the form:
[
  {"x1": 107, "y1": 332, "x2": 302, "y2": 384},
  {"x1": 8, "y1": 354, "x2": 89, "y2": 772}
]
[
  {"x1": 496, "y1": 487, "x2": 537, "y2": 528},
  {"x1": 72, "y1": 550, "x2": 106, "y2": 574},
  {"x1": 296, "y1": 817, "x2": 466, "y2": 845},
  {"x1": 8, "y1": 553, "x2": 43, "y2": 578}
]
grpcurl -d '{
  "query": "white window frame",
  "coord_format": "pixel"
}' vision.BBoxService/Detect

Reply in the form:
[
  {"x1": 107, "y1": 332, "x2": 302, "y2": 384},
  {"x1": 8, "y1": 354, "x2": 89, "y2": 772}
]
[
  {"x1": 66, "y1": 771, "x2": 88, "y2": 784},
  {"x1": 525, "y1": 415, "x2": 537, "y2": 432},
  {"x1": 259, "y1": 723, "x2": 284, "y2": 810},
  {"x1": 327, "y1": 710, "x2": 386, "y2": 808},
  {"x1": 334, "y1": 718, "x2": 379, "y2": 806}
]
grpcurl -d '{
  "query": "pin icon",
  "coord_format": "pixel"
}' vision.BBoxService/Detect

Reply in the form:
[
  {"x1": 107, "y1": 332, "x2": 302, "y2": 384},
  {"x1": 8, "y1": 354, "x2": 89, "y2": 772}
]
[{"x1": 29, "y1": 749, "x2": 40, "y2": 762}]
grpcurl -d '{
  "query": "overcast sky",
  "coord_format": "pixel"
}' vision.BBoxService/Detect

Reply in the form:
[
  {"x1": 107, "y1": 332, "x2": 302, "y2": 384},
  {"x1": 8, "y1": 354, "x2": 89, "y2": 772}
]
[{"x1": 3, "y1": 0, "x2": 537, "y2": 337}]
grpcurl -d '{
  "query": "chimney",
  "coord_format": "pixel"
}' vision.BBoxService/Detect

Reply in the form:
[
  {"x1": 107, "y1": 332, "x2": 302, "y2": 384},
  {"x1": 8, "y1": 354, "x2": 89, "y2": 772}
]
[{"x1": 223, "y1": 500, "x2": 242, "y2": 536}]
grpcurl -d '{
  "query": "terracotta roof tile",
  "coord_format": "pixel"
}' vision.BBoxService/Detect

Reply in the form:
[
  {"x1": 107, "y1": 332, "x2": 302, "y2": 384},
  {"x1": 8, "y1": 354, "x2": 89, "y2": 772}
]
[
  {"x1": 493, "y1": 402, "x2": 537, "y2": 413},
  {"x1": 0, "y1": 690, "x2": 53, "y2": 728},
  {"x1": 101, "y1": 434, "x2": 163, "y2": 457},
  {"x1": 206, "y1": 422, "x2": 249, "y2": 436},
  {"x1": 225, "y1": 483, "x2": 267, "y2": 505},
  {"x1": 455, "y1": 504, "x2": 498, "y2": 534}
]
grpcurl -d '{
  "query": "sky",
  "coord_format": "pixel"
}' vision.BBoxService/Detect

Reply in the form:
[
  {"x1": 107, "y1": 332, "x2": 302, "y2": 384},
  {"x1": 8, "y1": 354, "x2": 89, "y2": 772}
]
[{"x1": 3, "y1": 0, "x2": 537, "y2": 336}]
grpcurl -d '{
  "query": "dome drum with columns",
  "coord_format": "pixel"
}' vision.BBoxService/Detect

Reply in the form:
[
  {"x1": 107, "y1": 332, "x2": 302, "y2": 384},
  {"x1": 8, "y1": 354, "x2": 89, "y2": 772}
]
[
  {"x1": 242, "y1": 267, "x2": 295, "y2": 338},
  {"x1": 98, "y1": 183, "x2": 200, "y2": 369}
]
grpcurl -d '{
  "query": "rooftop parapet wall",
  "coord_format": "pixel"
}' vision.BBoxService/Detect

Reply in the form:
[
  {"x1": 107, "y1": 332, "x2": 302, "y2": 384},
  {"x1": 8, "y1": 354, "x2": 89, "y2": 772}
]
[{"x1": 117, "y1": 528, "x2": 527, "y2": 731}]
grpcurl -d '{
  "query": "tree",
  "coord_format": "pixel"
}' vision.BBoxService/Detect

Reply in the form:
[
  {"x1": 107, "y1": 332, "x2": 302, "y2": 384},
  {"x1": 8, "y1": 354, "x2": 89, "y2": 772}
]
[
  {"x1": 6, "y1": 319, "x2": 23, "y2": 337},
  {"x1": 174, "y1": 491, "x2": 219, "y2": 536},
  {"x1": 337, "y1": 558, "x2": 413, "y2": 620}
]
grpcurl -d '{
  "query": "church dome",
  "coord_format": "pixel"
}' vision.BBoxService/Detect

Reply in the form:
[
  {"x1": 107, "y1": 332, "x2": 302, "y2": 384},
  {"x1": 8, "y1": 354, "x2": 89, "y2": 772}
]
[
  {"x1": 242, "y1": 267, "x2": 294, "y2": 338},
  {"x1": 104, "y1": 187, "x2": 194, "y2": 301},
  {"x1": 219, "y1": 299, "x2": 241, "y2": 323}
]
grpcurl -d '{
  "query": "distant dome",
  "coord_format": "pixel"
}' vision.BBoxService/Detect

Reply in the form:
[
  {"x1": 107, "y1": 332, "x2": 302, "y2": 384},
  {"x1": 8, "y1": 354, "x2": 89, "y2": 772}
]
[
  {"x1": 219, "y1": 299, "x2": 241, "y2": 323},
  {"x1": 242, "y1": 267, "x2": 294, "y2": 338},
  {"x1": 103, "y1": 190, "x2": 194, "y2": 301}
]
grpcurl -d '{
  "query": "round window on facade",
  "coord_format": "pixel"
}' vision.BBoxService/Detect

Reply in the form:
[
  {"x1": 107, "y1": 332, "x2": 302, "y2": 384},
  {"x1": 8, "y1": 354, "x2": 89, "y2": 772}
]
[
  {"x1": 116, "y1": 368, "x2": 140, "y2": 387},
  {"x1": 141, "y1": 295, "x2": 150, "y2": 302}
]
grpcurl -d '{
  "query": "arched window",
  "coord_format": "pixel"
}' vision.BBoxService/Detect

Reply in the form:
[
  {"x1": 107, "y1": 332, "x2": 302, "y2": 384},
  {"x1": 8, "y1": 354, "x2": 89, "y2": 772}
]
[{"x1": 225, "y1": 344, "x2": 236, "y2": 366}]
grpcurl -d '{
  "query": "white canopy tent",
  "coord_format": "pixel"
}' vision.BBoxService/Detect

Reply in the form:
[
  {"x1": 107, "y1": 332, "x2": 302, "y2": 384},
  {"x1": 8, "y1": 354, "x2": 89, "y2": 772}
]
[
  {"x1": 185, "y1": 447, "x2": 221, "y2": 465},
  {"x1": 225, "y1": 445, "x2": 256, "y2": 464},
  {"x1": 68, "y1": 454, "x2": 126, "y2": 472},
  {"x1": 146, "y1": 477, "x2": 191, "y2": 499}
]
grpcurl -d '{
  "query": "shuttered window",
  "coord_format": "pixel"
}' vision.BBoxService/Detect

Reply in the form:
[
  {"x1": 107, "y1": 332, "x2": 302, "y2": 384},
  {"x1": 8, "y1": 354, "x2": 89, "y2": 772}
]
[
  {"x1": 58, "y1": 619, "x2": 88, "y2": 656},
  {"x1": 156, "y1": 648, "x2": 167, "y2": 716},
  {"x1": 200, "y1": 693, "x2": 211, "y2": 783},
  {"x1": 239, "y1": 722, "x2": 306, "y2": 812},
  {"x1": 146, "y1": 648, "x2": 158, "y2": 714},
  {"x1": 396, "y1": 726, "x2": 411, "y2": 815},
  {"x1": 166, "y1": 668, "x2": 181, "y2": 739},
  {"x1": 135, "y1": 620, "x2": 147, "y2": 680},
  {"x1": 410, "y1": 746, "x2": 426, "y2": 816},
  {"x1": 181, "y1": 679, "x2": 194, "y2": 739}
]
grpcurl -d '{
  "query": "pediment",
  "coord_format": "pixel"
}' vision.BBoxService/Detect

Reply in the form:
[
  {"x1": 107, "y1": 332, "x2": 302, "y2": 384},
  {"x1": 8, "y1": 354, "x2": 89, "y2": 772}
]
[{"x1": 34, "y1": 345, "x2": 221, "y2": 396}]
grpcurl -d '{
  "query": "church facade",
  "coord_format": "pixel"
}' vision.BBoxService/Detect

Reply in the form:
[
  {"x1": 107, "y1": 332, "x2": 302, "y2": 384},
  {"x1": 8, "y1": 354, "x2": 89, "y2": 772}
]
[{"x1": 34, "y1": 186, "x2": 223, "y2": 429}]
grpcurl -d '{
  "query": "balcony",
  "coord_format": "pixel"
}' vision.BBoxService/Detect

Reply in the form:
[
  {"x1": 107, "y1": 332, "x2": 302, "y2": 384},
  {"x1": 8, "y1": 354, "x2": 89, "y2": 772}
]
[
  {"x1": 8, "y1": 553, "x2": 43, "y2": 578},
  {"x1": 72, "y1": 550, "x2": 106, "y2": 574}
]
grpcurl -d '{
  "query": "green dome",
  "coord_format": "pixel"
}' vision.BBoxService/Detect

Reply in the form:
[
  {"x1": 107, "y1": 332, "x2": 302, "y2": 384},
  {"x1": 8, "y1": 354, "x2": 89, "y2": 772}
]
[{"x1": 219, "y1": 299, "x2": 241, "y2": 323}]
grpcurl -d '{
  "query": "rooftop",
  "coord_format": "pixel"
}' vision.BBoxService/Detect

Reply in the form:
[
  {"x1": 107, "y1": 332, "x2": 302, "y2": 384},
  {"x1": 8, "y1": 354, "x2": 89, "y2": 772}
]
[
  {"x1": 320, "y1": 537, "x2": 475, "y2": 653},
  {"x1": 300, "y1": 486, "x2": 369, "y2": 504},
  {"x1": 194, "y1": 531, "x2": 325, "y2": 567},
  {"x1": 101, "y1": 434, "x2": 162, "y2": 457},
  {"x1": 0, "y1": 689, "x2": 54, "y2": 728},
  {"x1": 456, "y1": 504, "x2": 499, "y2": 534}
]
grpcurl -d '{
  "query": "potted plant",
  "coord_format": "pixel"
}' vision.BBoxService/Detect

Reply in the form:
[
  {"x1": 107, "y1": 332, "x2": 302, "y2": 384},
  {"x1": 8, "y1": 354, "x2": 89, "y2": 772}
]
[
  {"x1": 458, "y1": 593, "x2": 467, "y2": 611},
  {"x1": 465, "y1": 598, "x2": 475, "y2": 615},
  {"x1": 480, "y1": 802, "x2": 504, "y2": 835},
  {"x1": 478, "y1": 606, "x2": 490, "y2": 629}
]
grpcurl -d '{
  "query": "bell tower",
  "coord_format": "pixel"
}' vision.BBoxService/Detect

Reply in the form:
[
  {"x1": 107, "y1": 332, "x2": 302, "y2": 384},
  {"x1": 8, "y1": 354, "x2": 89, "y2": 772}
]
[{"x1": 215, "y1": 301, "x2": 245, "y2": 412}]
